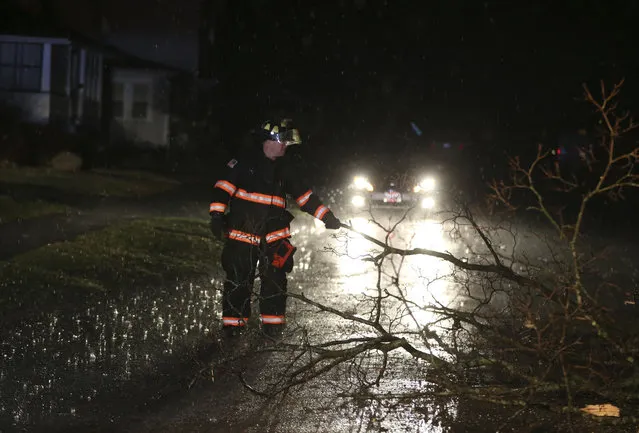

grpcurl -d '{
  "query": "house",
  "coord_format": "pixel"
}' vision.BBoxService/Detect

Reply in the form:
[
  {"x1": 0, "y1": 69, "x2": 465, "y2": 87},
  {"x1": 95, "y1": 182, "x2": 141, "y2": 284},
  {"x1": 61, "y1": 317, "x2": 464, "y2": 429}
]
[
  {"x1": 102, "y1": 30, "x2": 203, "y2": 149},
  {"x1": 107, "y1": 57, "x2": 180, "y2": 148},
  {"x1": 103, "y1": 30, "x2": 199, "y2": 148},
  {"x1": 0, "y1": 10, "x2": 186, "y2": 149},
  {"x1": 0, "y1": 33, "x2": 104, "y2": 131}
]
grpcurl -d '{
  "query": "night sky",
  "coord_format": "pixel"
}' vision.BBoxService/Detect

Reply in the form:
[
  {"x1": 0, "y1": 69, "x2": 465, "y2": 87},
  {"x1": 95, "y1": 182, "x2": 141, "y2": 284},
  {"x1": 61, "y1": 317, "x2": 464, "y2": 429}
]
[
  {"x1": 205, "y1": 0, "x2": 639, "y2": 156},
  {"x1": 7, "y1": 0, "x2": 639, "y2": 158}
]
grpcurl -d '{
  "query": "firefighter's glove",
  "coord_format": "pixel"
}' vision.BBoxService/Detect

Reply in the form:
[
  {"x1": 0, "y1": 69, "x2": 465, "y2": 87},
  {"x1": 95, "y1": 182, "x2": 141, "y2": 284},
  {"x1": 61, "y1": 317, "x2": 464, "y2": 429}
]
[
  {"x1": 323, "y1": 212, "x2": 342, "y2": 230},
  {"x1": 209, "y1": 213, "x2": 226, "y2": 241}
]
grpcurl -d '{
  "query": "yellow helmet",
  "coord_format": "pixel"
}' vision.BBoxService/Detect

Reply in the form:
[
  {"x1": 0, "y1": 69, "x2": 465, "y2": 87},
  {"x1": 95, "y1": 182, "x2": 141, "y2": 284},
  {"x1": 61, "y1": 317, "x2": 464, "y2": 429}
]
[{"x1": 260, "y1": 118, "x2": 301, "y2": 146}]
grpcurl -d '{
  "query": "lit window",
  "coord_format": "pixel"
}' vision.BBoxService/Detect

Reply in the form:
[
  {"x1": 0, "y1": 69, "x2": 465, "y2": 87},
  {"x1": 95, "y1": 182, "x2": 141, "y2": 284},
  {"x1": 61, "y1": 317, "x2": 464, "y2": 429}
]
[{"x1": 0, "y1": 42, "x2": 43, "y2": 91}]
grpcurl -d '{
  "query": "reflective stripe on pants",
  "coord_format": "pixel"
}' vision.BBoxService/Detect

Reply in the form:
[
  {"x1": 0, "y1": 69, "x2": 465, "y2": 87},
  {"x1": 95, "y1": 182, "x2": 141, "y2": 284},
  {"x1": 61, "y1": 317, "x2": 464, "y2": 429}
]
[
  {"x1": 222, "y1": 316, "x2": 248, "y2": 327},
  {"x1": 260, "y1": 314, "x2": 286, "y2": 325}
]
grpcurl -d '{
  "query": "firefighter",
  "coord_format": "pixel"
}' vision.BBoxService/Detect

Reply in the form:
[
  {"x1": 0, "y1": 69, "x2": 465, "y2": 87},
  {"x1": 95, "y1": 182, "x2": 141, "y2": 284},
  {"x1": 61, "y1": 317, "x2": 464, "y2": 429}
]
[{"x1": 209, "y1": 118, "x2": 342, "y2": 338}]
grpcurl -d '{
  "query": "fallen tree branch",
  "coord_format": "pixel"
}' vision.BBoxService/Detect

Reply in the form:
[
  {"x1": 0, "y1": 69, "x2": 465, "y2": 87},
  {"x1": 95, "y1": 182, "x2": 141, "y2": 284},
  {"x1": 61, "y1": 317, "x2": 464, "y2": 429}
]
[{"x1": 338, "y1": 222, "x2": 552, "y2": 296}]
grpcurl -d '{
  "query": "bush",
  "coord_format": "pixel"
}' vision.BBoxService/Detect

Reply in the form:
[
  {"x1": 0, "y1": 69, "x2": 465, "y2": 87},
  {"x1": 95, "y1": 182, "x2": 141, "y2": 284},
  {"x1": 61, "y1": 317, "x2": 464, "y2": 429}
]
[{"x1": 0, "y1": 104, "x2": 102, "y2": 169}]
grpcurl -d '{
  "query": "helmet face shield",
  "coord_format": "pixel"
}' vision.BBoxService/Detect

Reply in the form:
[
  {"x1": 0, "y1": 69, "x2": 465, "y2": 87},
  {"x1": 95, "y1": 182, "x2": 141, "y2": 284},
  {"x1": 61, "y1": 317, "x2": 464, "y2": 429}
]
[
  {"x1": 261, "y1": 119, "x2": 302, "y2": 146},
  {"x1": 273, "y1": 128, "x2": 301, "y2": 146}
]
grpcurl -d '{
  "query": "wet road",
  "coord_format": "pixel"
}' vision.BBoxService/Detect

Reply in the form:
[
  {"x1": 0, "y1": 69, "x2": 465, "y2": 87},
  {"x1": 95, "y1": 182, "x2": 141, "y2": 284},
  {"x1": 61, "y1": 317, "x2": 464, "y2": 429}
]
[
  {"x1": 0, "y1": 282, "x2": 223, "y2": 431},
  {"x1": 1, "y1": 207, "x2": 636, "y2": 432}
]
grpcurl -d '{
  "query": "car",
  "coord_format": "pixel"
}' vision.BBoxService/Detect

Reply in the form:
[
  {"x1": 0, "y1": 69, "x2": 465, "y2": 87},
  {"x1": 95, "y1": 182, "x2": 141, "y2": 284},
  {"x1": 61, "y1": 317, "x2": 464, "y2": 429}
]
[{"x1": 343, "y1": 167, "x2": 445, "y2": 217}]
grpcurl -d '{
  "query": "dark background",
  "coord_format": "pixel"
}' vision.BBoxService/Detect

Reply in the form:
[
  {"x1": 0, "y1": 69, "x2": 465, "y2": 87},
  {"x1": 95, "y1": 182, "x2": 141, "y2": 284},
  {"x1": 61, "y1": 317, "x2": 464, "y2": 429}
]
[
  {"x1": 206, "y1": 1, "x2": 639, "y2": 152},
  {"x1": 4, "y1": 0, "x2": 639, "y2": 173}
]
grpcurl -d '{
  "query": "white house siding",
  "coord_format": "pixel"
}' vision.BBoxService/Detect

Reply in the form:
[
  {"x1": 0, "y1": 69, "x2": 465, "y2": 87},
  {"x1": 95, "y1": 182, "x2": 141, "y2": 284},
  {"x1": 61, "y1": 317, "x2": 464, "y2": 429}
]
[
  {"x1": 0, "y1": 91, "x2": 50, "y2": 123},
  {"x1": 110, "y1": 68, "x2": 170, "y2": 147}
]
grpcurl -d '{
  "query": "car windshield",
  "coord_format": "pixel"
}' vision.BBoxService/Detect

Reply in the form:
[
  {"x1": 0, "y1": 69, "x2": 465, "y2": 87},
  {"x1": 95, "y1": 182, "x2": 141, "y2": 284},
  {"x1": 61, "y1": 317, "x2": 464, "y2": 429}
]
[
  {"x1": 345, "y1": 150, "x2": 453, "y2": 192},
  {"x1": 373, "y1": 171, "x2": 414, "y2": 191}
]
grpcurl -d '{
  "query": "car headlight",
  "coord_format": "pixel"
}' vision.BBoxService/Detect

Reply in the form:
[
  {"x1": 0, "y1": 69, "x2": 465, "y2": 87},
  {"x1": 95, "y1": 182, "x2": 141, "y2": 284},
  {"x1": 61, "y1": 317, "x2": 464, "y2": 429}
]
[
  {"x1": 353, "y1": 176, "x2": 374, "y2": 192},
  {"x1": 414, "y1": 176, "x2": 436, "y2": 193},
  {"x1": 421, "y1": 197, "x2": 435, "y2": 209},
  {"x1": 351, "y1": 195, "x2": 366, "y2": 207}
]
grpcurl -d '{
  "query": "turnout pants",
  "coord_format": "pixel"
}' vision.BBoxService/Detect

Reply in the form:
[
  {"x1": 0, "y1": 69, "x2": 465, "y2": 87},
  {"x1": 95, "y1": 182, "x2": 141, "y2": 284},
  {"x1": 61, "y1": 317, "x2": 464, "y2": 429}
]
[{"x1": 220, "y1": 238, "x2": 293, "y2": 328}]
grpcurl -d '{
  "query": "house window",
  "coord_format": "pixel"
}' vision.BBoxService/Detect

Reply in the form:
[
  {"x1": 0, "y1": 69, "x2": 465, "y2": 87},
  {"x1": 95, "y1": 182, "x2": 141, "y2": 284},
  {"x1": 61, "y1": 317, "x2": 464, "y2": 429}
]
[
  {"x1": 112, "y1": 82, "x2": 124, "y2": 118},
  {"x1": 132, "y1": 83, "x2": 150, "y2": 119},
  {"x1": 111, "y1": 80, "x2": 152, "y2": 121},
  {"x1": 0, "y1": 42, "x2": 43, "y2": 91}
]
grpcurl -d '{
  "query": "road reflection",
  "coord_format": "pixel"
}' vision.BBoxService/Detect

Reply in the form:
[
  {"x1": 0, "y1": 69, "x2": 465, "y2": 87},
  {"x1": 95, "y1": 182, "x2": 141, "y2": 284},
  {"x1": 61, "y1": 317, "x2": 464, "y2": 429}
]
[
  {"x1": 274, "y1": 212, "x2": 463, "y2": 432},
  {"x1": 310, "y1": 215, "x2": 460, "y2": 335}
]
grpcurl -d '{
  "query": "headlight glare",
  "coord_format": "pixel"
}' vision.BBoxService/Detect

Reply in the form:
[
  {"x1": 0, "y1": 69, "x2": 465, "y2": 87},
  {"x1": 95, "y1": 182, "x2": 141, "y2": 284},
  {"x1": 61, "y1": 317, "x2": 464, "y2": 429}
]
[
  {"x1": 351, "y1": 195, "x2": 366, "y2": 207},
  {"x1": 421, "y1": 177, "x2": 436, "y2": 191},
  {"x1": 353, "y1": 176, "x2": 374, "y2": 192},
  {"x1": 421, "y1": 197, "x2": 435, "y2": 209}
]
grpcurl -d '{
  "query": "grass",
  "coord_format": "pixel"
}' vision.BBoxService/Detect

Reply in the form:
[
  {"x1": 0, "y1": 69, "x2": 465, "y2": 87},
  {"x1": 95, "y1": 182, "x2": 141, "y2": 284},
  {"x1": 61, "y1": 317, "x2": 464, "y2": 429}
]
[
  {"x1": 0, "y1": 167, "x2": 180, "y2": 197},
  {"x1": 0, "y1": 217, "x2": 222, "y2": 319},
  {"x1": 0, "y1": 195, "x2": 69, "y2": 223}
]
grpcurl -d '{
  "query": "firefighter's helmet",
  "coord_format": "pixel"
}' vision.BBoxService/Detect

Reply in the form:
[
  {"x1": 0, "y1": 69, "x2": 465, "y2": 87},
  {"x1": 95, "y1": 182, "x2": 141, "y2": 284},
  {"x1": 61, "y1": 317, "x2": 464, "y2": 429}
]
[{"x1": 259, "y1": 118, "x2": 302, "y2": 146}]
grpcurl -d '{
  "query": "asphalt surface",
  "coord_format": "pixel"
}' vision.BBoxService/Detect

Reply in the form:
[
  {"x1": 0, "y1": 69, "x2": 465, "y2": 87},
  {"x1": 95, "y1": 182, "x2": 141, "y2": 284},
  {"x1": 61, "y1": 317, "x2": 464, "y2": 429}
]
[{"x1": 1, "y1": 202, "x2": 637, "y2": 432}]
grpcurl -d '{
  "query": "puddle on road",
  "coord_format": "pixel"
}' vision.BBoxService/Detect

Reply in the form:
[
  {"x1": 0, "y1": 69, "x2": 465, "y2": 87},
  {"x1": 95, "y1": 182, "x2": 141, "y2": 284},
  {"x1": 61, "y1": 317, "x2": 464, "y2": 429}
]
[{"x1": 0, "y1": 281, "x2": 221, "y2": 429}]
